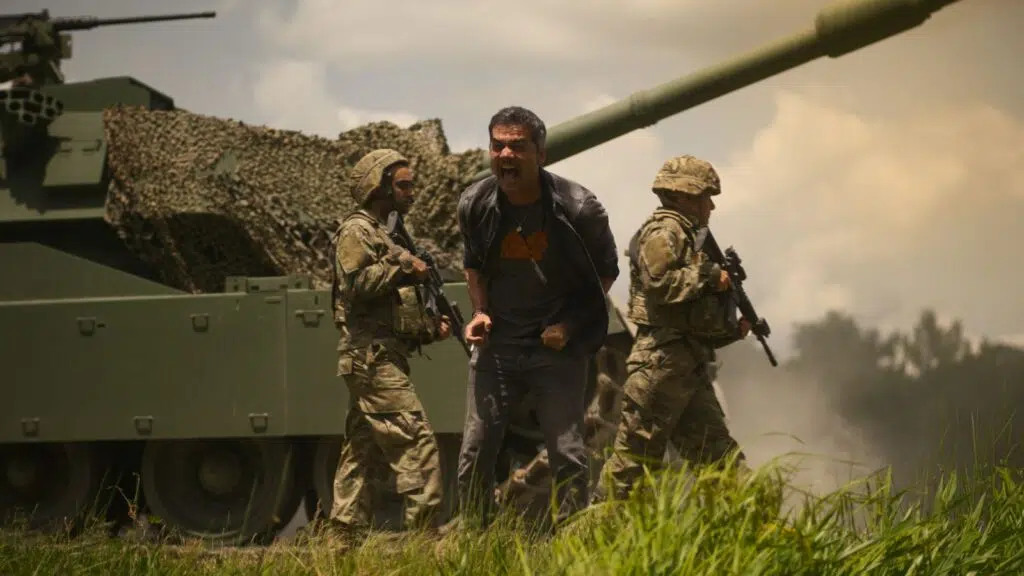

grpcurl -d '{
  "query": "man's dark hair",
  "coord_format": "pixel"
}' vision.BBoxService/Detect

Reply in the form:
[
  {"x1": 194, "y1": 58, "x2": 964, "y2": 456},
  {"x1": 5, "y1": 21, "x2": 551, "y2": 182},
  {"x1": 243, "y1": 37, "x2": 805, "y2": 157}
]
[{"x1": 488, "y1": 106, "x2": 547, "y2": 152}]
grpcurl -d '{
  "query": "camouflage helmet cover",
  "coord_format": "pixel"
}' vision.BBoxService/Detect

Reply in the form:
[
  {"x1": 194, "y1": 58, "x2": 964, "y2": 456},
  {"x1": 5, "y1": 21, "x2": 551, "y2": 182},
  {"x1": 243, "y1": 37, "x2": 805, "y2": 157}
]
[
  {"x1": 652, "y1": 154, "x2": 721, "y2": 196},
  {"x1": 350, "y1": 148, "x2": 409, "y2": 205}
]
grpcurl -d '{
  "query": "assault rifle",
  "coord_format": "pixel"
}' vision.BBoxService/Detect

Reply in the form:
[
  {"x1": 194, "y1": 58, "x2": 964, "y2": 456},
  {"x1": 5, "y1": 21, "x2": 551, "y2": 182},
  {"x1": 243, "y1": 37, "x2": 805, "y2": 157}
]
[
  {"x1": 696, "y1": 227, "x2": 778, "y2": 367},
  {"x1": 386, "y1": 211, "x2": 471, "y2": 356}
]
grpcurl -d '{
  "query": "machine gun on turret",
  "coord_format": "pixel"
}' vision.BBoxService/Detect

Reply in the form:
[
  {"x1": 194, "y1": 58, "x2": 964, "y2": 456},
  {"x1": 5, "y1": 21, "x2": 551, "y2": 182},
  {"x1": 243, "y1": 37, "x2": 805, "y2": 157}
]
[
  {"x1": 0, "y1": 10, "x2": 215, "y2": 155},
  {"x1": 0, "y1": 10, "x2": 216, "y2": 87}
]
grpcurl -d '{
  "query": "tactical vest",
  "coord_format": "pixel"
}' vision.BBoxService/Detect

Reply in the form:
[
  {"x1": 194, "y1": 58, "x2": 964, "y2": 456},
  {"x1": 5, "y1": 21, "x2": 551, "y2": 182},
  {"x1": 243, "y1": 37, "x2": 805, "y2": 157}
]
[
  {"x1": 625, "y1": 209, "x2": 737, "y2": 342},
  {"x1": 330, "y1": 211, "x2": 439, "y2": 348}
]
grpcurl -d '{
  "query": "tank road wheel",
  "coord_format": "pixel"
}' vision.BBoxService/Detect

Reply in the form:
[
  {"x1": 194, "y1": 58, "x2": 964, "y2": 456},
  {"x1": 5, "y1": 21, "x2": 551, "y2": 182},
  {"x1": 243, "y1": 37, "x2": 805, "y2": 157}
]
[
  {"x1": 140, "y1": 438, "x2": 295, "y2": 545},
  {"x1": 0, "y1": 442, "x2": 109, "y2": 535}
]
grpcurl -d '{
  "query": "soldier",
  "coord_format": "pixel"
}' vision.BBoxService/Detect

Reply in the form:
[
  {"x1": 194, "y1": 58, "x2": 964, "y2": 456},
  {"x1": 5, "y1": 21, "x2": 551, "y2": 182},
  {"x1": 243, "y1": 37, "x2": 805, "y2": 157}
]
[
  {"x1": 594, "y1": 154, "x2": 751, "y2": 502},
  {"x1": 327, "y1": 148, "x2": 452, "y2": 540}
]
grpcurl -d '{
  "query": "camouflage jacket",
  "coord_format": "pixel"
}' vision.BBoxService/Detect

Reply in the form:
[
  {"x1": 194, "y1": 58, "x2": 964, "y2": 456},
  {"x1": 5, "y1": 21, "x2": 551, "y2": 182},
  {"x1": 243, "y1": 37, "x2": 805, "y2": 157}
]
[
  {"x1": 626, "y1": 208, "x2": 738, "y2": 349},
  {"x1": 331, "y1": 209, "x2": 433, "y2": 356}
]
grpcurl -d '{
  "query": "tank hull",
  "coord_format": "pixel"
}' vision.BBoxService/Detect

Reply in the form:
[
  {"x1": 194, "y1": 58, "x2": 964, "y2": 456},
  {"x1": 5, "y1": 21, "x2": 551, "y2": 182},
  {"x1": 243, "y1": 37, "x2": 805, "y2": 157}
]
[{"x1": 0, "y1": 239, "x2": 630, "y2": 541}]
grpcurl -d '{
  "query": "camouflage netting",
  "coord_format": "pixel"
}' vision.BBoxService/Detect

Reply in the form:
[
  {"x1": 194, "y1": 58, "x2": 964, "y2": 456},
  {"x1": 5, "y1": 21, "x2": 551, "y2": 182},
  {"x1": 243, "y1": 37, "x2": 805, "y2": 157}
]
[{"x1": 101, "y1": 106, "x2": 487, "y2": 293}]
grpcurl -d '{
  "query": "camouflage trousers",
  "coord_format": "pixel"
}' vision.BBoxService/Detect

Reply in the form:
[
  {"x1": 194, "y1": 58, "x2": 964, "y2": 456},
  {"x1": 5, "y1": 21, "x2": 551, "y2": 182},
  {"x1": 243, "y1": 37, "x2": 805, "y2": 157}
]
[
  {"x1": 330, "y1": 345, "x2": 444, "y2": 530},
  {"x1": 596, "y1": 333, "x2": 745, "y2": 501}
]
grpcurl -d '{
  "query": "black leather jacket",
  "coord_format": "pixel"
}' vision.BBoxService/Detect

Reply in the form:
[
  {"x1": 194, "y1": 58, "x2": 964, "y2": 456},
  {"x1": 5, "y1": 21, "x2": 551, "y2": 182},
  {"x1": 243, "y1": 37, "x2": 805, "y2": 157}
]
[{"x1": 457, "y1": 168, "x2": 619, "y2": 356}]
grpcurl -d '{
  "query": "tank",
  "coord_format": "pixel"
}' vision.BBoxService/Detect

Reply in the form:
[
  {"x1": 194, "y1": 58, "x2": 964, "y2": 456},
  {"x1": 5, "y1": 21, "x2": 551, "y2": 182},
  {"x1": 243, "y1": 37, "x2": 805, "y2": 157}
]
[{"x1": 0, "y1": 0, "x2": 964, "y2": 545}]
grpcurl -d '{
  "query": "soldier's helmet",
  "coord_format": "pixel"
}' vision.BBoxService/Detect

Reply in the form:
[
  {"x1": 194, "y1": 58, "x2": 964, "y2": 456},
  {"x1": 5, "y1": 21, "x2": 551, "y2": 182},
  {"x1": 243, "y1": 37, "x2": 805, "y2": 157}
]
[
  {"x1": 350, "y1": 148, "x2": 409, "y2": 206},
  {"x1": 652, "y1": 155, "x2": 721, "y2": 196}
]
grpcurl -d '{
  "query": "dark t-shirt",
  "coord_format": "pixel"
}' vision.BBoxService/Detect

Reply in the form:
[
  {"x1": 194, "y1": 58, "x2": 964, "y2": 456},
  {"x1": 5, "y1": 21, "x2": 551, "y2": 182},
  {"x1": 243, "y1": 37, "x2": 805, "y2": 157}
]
[{"x1": 486, "y1": 196, "x2": 572, "y2": 345}]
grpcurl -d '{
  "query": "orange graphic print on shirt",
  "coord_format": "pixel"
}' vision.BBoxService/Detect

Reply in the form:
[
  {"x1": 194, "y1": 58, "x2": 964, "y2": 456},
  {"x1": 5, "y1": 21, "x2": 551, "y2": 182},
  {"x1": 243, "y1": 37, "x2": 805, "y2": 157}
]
[{"x1": 500, "y1": 230, "x2": 548, "y2": 261}]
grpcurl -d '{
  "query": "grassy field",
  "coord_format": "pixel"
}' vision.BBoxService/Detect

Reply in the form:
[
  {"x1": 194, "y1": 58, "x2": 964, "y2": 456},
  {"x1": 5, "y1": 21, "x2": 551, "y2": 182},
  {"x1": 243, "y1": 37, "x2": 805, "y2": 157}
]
[{"x1": 3, "y1": 455, "x2": 1023, "y2": 575}]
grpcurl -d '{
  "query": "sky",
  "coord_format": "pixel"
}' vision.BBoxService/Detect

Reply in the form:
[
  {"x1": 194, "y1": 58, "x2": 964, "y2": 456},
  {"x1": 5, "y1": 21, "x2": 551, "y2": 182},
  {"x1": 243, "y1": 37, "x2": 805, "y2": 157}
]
[{"x1": 11, "y1": 0, "x2": 1023, "y2": 356}]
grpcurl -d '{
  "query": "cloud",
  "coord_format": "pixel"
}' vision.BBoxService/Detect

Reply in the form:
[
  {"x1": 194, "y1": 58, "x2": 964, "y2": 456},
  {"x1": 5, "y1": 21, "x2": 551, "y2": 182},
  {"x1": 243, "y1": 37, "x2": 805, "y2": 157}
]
[
  {"x1": 712, "y1": 90, "x2": 1024, "y2": 353},
  {"x1": 255, "y1": 0, "x2": 686, "y2": 68},
  {"x1": 250, "y1": 0, "x2": 1011, "y2": 98},
  {"x1": 254, "y1": 0, "x2": 971, "y2": 67},
  {"x1": 336, "y1": 108, "x2": 419, "y2": 133},
  {"x1": 212, "y1": 0, "x2": 245, "y2": 14},
  {"x1": 252, "y1": 58, "x2": 419, "y2": 138}
]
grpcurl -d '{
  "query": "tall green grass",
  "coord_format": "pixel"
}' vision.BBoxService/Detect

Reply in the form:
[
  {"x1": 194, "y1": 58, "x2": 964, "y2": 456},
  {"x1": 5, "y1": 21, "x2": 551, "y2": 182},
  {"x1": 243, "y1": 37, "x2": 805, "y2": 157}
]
[{"x1": 3, "y1": 454, "x2": 1022, "y2": 575}]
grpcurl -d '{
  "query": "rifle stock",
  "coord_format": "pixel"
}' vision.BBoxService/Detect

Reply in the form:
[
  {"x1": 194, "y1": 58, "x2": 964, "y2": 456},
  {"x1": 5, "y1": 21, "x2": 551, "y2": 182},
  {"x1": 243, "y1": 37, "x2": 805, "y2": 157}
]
[
  {"x1": 386, "y1": 211, "x2": 471, "y2": 357},
  {"x1": 698, "y1": 228, "x2": 778, "y2": 367}
]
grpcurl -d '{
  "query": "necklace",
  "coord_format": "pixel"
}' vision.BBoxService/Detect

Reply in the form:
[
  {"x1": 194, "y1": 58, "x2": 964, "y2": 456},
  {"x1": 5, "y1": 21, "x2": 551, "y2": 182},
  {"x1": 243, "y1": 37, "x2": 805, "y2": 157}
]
[
  {"x1": 506, "y1": 197, "x2": 543, "y2": 235},
  {"x1": 515, "y1": 211, "x2": 529, "y2": 234}
]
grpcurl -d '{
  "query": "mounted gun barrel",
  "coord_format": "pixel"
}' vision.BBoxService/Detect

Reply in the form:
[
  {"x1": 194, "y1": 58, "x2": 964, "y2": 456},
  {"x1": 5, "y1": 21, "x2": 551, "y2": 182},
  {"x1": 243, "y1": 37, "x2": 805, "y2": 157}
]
[{"x1": 48, "y1": 11, "x2": 218, "y2": 32}]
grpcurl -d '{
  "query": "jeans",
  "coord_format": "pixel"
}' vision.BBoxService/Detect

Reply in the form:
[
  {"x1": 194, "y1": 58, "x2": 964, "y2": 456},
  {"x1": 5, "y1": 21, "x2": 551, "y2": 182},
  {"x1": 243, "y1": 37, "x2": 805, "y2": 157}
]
[{"x1": 455, "y1": 343, "x2": 589, "y2": 526}]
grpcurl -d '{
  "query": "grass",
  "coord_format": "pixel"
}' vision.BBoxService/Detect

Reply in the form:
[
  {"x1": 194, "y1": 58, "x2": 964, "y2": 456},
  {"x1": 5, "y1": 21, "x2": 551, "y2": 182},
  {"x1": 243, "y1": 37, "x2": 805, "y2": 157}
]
[{"x1": 3, "y1": 454, "x2": 1023, "y2": 575}]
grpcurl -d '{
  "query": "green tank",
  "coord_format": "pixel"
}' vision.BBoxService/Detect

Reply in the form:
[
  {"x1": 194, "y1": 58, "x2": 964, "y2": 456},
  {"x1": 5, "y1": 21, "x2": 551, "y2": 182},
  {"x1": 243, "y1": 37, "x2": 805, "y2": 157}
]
[{"x1": 0, "y1": 0, "x2": 964, "y2": 545}]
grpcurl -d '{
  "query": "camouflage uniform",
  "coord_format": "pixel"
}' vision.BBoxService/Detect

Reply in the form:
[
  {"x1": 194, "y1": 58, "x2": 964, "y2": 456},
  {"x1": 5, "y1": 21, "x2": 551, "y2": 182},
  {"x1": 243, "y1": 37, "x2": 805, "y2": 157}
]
[
  {"x1": 597, "y1": 155, "x2": 746, "y2": 501},
  {"x1": 329, "y1": 149, "x2": 445, "y2": 531}
]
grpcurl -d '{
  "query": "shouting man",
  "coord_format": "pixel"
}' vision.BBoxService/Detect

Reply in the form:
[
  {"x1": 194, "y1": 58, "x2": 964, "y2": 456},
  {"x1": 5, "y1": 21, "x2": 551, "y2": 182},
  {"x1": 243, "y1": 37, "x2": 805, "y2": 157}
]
[
  {"x1": 327, "y1": 148, "x2": 451, "y2": 541},
  {"x1": 452, "y1": 106, "x2": 619, "y2": 529},
  {"x1": 595, "y1": 155, "x2": 750, "y2": 503}
]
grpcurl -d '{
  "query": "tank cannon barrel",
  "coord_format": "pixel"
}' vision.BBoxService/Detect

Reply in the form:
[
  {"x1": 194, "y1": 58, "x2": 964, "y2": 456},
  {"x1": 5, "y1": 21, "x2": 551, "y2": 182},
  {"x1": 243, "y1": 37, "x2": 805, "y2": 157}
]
[
  {"x1": 472, "y1": 0, "x2": 964, "y2": 181},
  {"x1": 50, "y1": 11, "x2": 217, "y2": 32}
]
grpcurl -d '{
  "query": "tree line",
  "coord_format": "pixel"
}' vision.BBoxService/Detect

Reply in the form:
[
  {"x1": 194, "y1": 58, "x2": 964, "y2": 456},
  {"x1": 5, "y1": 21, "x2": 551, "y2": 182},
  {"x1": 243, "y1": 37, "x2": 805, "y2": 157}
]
[{"x1": 716, "y1": 308, "x2": 1024, "y2": 495}]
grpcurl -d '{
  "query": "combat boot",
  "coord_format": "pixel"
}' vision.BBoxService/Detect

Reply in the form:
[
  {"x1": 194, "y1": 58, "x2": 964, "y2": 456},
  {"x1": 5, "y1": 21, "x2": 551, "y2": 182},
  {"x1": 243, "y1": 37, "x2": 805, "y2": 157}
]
[
  {"x1": 324, "y1": 518, "x2": 368, "y2": 549},
  {"x1": 437, "y1": 515, "x2": 464, "y2": 537},
  {"x1": 292, "y1": 517, "x2": 368, "y2": 549}
]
